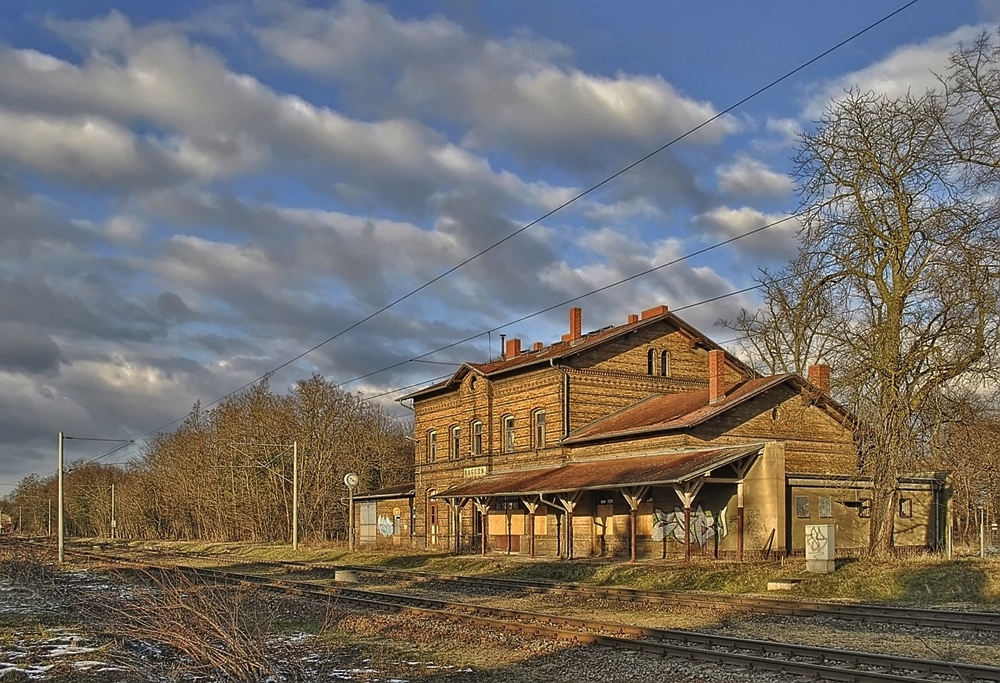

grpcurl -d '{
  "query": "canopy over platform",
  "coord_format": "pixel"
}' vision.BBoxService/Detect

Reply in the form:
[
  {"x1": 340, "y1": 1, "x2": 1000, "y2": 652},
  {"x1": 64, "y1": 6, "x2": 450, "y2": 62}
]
[{"x1": 433, "y1": 443, "x2": 763, "y2": 499}]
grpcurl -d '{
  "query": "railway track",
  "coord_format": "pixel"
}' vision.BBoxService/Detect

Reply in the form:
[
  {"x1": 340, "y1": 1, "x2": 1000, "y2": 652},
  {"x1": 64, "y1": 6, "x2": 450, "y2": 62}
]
[
  {"x1": 319, "y1": 563, "x2": 1000, "y2": 633},
  {"x1": 60, "y1": 540, "x2": 1000, "y2": 633},
  {"x1": 65, "y1": 547, "x2": 1000, "y2": 683}
]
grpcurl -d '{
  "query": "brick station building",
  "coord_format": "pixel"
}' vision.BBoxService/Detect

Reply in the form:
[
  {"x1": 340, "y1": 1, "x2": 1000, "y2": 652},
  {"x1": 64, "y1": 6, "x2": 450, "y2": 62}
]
[{"x1": 352, "y1": 305, "x2": 947, "y2": 559}]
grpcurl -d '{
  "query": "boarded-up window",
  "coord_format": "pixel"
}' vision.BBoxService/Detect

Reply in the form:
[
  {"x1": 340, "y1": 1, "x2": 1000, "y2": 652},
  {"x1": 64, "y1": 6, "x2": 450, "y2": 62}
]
[
  {"x1": 859, "y1": 498, "x2": 871, "y2": 518},
  {"x1": 795, "y1": 495, "x2": 810, "y2": 519},
  {"x1": 637, "y1": 503, "x2": 654, "y2": 535},
  {"x1": 818, "y1": 496, "x2": 833, "y2": 519},
  {"x1": 534, "y1": 514, "x2": 548, "y2": 535},
  {"x1": 898, "y1": 498, "x2": 913, "y2": 518},
  {"x1": 488, "y1": 512, "x2": 524, "y2": 535},
  {"x1": 360, "y1": 501, "x2": 377, "y2": 542}
]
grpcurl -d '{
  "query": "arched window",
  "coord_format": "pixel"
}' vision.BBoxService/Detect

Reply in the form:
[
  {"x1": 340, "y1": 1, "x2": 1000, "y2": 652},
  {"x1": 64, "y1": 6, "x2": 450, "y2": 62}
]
[
  {"x1": 533, "y1": 410, "x2": 546, "y2": 449},
  {"x1": 646, "y1": 348, "x2": 655, "y2": 375},
  {"x1": 660, "y1": 350, "x2": 670, "y2": 377},
  {"x1": 426, "y1": 430, "x2": 437, "y2": 463},
  {"x1": 471, "y1": 420, "x2": 483, "y2": 456},
  {"x1": 450, "y1": 425, "x2": 461, "y2": 460},
  {"x1": 503, "y1": 415, "x2": 515, "y2": 453}
]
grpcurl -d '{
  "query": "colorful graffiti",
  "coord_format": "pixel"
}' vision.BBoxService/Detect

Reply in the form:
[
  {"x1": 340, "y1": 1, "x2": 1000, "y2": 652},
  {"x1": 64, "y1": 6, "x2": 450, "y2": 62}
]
[
  {"x1": 651, "y1": 505, "x2": 728, "y2": 547},
  {"x1": 377, "y1": 515, "x2": 395, "y2": 537}
]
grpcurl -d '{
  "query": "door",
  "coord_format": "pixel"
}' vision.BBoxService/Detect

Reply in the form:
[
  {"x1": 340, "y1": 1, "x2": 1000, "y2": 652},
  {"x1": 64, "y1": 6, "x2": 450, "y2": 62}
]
[{"x1": 429, "y1": 503, "x2": 440, "y2": 547}]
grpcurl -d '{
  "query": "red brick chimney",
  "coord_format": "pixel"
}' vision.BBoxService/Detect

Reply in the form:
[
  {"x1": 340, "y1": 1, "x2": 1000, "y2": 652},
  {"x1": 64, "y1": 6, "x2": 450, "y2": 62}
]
[
  {"x1": 505, "y1": 338, "x2": 522, "y2": 358},
  {"x1": 561, "y1": 307, "x2": 583, "y2": 342},
  {"x1": 532, "y1": 341, "x2": 543, "y2": 351},
  {"x1": 641, "y1": 304, "x2": 668, "y2": 320},
  {"x1": 708, "y1": 349, "x2": 726, "y2": 404},
  {"x1": 627, "y1": 314, "x2": 639, "y2": 324},
  {"x1": 808, "y1": 364, "x2": 831, "y2": 394}
]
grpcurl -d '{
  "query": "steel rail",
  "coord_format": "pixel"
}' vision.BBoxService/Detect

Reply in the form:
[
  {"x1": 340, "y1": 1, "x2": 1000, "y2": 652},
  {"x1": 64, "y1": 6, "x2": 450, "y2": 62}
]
[
  {"x1": 64, "y1": 548, "x2": 1000, "y2": 683},
  {"x1": 326, "y1": 563, "x2": 1000, "y2": 632}
]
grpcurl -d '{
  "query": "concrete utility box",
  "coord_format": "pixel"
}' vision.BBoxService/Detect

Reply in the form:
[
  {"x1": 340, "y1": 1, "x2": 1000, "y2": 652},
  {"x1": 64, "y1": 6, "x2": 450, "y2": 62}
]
[{"x1": 805, "y1": 524, "x2": 836, "y2": 573}]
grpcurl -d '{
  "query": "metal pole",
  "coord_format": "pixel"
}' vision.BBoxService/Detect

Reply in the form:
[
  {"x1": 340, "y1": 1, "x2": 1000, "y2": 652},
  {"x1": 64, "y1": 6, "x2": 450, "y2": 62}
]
[
  {"x1": 292, "y1": 441, "x2": 298, "y2": 551},
  {"x1": 57, "y1": 432, "x2": 64, "y2": 564},
  {"x1": 47, "y1": 499, "x2": 51, "y2": 537},
  {"x1": 348, "y1": 486, "x2": 355, "y2": 552},
  {"x1": 110, "y1": 483, "x2": 116, "y2": 541},
  {"x1": 981, "y1": 507, "x2": 986, "y2": 559}
]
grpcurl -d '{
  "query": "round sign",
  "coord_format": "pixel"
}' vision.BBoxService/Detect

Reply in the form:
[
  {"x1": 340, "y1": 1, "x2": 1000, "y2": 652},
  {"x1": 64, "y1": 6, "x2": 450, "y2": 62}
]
[{"x1": 344, "y1": 472, "x2": 359, "y2": 489}]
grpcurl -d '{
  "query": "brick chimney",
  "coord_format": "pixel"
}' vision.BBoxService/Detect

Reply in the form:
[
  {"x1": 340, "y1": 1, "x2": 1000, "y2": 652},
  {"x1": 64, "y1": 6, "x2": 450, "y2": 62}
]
[
  {"x1": 562, "y1": 307, "x2": 583, "y2": 342},
  {"x1": 708, "y1": 349, "x2": 726, "y2": 404},
  {"x1": 505, "y1": 338, "x2": 522, "y2": 358},
  {"x1": 532, "y1": 341, "x2": 543, "y2": 351},
  {"x1": 808, "y1": 364, "x2": 831, "y2": 394},
  {"x1": 641, "y1": 304, "x2": 668, "y2": 320},
  {"x1": 627, "y1": 314, "x2": 639, "y2": 324}
]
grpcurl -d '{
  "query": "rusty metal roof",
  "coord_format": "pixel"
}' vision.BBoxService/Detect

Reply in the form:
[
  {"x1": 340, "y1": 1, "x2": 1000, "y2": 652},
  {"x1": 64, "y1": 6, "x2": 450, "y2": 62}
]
[
  {"x1": 401, "y1": 310, "x2": 757, "y2": 401},
  {"x1": 562, "y1": 375, "x2": 795, "y2": 444},
  {"x1": 433, "y1": 444, "x2": 763, "y2": 498},
  {"x1": 353, "y1": 482, "x2": 416, "y2": 501}
]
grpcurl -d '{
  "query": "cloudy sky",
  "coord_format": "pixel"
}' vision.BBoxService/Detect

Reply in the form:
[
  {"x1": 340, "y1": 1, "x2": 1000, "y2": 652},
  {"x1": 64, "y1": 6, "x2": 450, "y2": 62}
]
[{"x1": 0, "y1": 0, "x2": 995, "y2": 493}]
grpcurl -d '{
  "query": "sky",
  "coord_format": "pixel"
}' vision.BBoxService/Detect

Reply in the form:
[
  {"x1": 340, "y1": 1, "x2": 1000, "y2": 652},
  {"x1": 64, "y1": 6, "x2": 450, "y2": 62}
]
[{"x1": 0, "y1": 0, "x2": 996, "y2": 494}]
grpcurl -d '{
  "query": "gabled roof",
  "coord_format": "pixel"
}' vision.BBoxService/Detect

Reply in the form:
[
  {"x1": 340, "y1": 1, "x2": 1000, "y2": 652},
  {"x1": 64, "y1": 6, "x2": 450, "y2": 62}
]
[
  {"x1": 433, "y1": 444, "x2": 763, "y2": 499},
  {"x1": 401, "y1": 309, "x2": 757, "y2": 401},
  {"x1": 562, "y1": 373, "x2": 851, "y2": 445}
]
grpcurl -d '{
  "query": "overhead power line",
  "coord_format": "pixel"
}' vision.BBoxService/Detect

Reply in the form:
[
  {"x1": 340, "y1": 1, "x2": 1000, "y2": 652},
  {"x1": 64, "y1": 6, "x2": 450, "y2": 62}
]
[
  {"x1": 339, "y1": 214, "x2": 800, "y2": 387},
  {"x1": 71, "y1": 0, "x2": 918, "y2": 467}
]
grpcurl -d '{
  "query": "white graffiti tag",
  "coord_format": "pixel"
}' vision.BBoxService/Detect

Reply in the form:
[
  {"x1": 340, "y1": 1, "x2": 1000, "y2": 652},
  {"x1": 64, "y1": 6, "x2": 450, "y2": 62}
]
[{"x1": 651, "y1": 505, "x2": 728, "y2": 547}]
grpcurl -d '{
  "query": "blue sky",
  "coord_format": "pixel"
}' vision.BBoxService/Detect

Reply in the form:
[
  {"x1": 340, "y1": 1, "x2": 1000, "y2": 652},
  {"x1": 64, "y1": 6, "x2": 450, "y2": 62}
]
[{"x1": 0, "y1": 0, "x2": 995, "y2": 493}]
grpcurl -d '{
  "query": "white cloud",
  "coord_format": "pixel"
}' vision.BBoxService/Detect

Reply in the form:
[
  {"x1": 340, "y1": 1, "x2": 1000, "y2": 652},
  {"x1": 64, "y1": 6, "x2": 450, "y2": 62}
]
[
  {"x1": 716, "y1": 155, "x2": 792, "y2": 199},
  {"x1": 692, "y1": 206, "x2": 801, "y2": 261},
  {"x1": 255, "y1": 0, "x2": 739, "y2": 170},
  {"x1": 803, "y1": 25, "x2": 986, "y2": 118}
]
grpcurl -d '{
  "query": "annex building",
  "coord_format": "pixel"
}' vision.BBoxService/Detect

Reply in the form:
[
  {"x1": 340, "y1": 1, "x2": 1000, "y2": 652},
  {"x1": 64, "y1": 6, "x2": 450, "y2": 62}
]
[{"x1": 353, "y1": 305, "x2": 947, "y2": 560}]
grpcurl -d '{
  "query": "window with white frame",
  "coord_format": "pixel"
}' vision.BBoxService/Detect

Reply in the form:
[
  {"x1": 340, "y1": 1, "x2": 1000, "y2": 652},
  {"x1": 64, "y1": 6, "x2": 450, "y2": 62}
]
[
  {"x1": 471, "y1": 420, "x2": 483, "y2": 456},
  {"x1": 533, "y1": 410, "x2": 546, "y2": 448},
  {"x1": 503, "y1": 415, "x2": 515, "y2": 452},
  {"x1": 660, "y1": 350, "x2": 670, "y2": 377},
  {"x1": 451, "y1": 425, "x2": 461, "y2": 460},
  {"x1": 646, "y1": 348, "x2": 655, "y2": 375},
  {"x1": 426, "y1": 430, "x2": 437, "y2": 463}
]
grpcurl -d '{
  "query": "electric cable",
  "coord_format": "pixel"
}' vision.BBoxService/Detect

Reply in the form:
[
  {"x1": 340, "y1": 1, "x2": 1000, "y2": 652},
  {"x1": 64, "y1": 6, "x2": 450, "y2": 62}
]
[
  {"x1": 106, "y1": 0, "x2": 918, "y2": 441},
  {"x1": 58, "y1": 1, "x2": 919, "y2": 470}
]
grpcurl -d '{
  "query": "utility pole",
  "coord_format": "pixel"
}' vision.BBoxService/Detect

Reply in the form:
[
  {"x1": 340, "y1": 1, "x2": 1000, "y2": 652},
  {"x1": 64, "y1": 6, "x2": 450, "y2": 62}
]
[
  {"x1": 229, "y1": 440, "x2": 300, "y2": 551},
  {"x1": 292, "y1": 442, "x2": 298, "y2": 551},
  {"x1": 56, "y1": 433, "x2": 132, "y2": 564},
  {"x1": 110, "y1": 483, "x2": 116, "y2": 541},
  {"x1": 47, "y1": 498, "x2": 51, "y2": 537},
  {"x1": 58, "y1": 431, "x2": 64, "y2": 563}
]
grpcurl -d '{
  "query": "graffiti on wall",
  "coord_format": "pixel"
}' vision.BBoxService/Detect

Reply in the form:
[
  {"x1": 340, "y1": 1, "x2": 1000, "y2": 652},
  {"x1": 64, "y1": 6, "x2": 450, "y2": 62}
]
[
  {"x1": 651, "y1": 505, "x2": 728, "y2": 547},
  {"x1": 377, "y1": 515, "x2": 395, "y2": 537}
]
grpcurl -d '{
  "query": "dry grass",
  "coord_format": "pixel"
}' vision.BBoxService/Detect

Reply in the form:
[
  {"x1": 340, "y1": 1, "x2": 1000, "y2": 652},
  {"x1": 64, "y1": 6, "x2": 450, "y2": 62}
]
[
  {"x1": 122, "y1": 539, "x2": 1000, "y2": 606},
  {"x1": 81, "y1": 568, "x2": 304, "y2": 682}
]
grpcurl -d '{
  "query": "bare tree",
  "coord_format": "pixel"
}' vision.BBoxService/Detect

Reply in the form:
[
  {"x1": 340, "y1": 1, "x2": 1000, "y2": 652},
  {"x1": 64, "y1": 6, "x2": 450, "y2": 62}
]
[
  {"x1": 792, "y1": 88, "x2": 1000, "y2": 555},
  {"x1": 719, "y1": 250, "x2": 842, "y2": 376}
]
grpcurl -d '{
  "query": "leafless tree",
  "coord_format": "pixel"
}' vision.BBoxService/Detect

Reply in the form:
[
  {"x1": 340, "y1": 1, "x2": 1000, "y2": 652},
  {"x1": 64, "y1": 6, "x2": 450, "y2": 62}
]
[
  {"x1": 719, "y1": 250, "x2": 843, "y2": 376},
  {"x1": 792, "y1": 87, "x2": 1000, "y2": 556}
]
